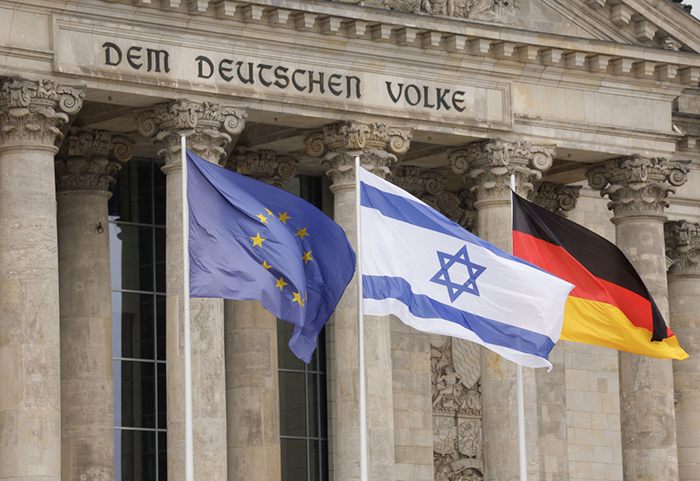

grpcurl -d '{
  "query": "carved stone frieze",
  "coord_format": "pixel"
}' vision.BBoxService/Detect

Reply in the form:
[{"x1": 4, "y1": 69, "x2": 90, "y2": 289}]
[
  {"x1": 227, "y1": 148, "x2": 298, "y2": 188},
  {"x1": 136, "y1": 99, "x2": 247, "y2": 168},
  {"x1": 665, "y1": 220, "x2": 700, "y2": 276},
  {"x1": 533, "y1": 182, "x2": 582, "y2": 217},
  {"x1": 305, "y1": 121, "x2": 412, "y2": 189},
  {"x1": 449, "y1": 139, "x2": 556, "y2": 202},
  {"x1": 56, "y1": 130, "x2": 133, "y2": 192},
  {"x1": 586, "y1": 155, "x2": 689, "y2": 218},
  {"x1": 431, "y1": 336, "x2": 483, "y2": 481},
  {"x1": 0, "y1": 78, "x2": 84, "y2": 150},
  {"x1": 384, "y1": 0, "x2": 517, "y2": 25}
]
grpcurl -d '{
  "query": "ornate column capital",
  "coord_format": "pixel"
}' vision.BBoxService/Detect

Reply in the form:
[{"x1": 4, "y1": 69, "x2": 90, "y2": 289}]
[
  {"x1": 305, "y1": 121, "x2": 412, "y2": 191},
  {"x1": 0, "y1": 78, "x2": 84, "y2": 152},
  {"x1": 136, "y1": 99, "x2": 247, "y2": 171},
  {"x1": 390, "y1": 165, "x2": 446, "y2": 198},
  {"x1": 226, "y1": 148, "x2": 297, "y2": 188},
  {"x1": 665, "y1": 220, "x2": 700, "y2": 276},
  {"x1": 586, "y1": 155, "x2": 689, "y2": 219},
  {"x1": 448, "y1": 139, "x2": 556, "y2": 202},
  {"x1": 533, "y1": 182, "x2": 582, "y2": 217},
  {"x1": 55, "y1": 130, "x2": 133, "y2": 192}
]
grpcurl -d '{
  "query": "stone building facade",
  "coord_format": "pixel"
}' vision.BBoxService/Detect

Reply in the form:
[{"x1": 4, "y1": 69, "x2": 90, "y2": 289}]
[{"x1": 0, "y1": 0, "x2": 699, "y2": 480}]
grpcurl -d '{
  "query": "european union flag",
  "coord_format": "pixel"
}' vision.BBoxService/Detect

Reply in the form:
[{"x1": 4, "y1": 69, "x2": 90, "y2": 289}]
[{"x1": 187, "y1": 150, "x2": 356, "y2": 362}]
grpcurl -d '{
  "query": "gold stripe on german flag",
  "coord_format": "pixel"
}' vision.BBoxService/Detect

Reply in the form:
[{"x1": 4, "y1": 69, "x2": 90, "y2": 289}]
[{"x1": 512, "y1": 192, "x2": 688, "y2": 360}]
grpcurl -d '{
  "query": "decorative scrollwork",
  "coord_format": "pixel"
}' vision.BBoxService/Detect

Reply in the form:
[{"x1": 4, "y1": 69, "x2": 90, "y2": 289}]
[
  {"x1": 534, "y1": 182, "x2": 582, "y2": 217},
  {"x1": 228, "y1": 148, "x2": 298, "y2": 188},
  {"x1": 665, "y1": 220, "x2": 700, "y2": 276}
]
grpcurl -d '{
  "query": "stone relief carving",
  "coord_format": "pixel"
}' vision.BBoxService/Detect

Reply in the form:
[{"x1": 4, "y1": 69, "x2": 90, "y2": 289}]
[
  {"x1": 432, "y1": 336, "x2": 483, "y2": 481},
  {"x1": 586, "y1": 155, "x2": 689, "y2": 217},
  {"x1": 384, "y1": 0, "x2": 517, "y2": 25}
]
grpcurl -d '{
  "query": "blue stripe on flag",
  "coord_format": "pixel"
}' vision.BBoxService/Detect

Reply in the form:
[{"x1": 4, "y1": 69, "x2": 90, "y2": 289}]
[
  {"x1": 363, "y1": 275, "x2": 556, "y2": 358},
  {"x1": 360, "y1": 181, "x2": 545, "y2": 271}
]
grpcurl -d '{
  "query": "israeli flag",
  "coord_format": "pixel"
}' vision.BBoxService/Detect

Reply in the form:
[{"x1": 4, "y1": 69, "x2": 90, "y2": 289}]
[{"x1": 360, "y1": 167, "x2": 574, "y2": 369}]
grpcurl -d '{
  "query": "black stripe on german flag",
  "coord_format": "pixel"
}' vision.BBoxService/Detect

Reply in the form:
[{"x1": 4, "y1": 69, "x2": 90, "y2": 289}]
[{"x1": 512, "y1": 192, "x2": 688, "y2": 360}]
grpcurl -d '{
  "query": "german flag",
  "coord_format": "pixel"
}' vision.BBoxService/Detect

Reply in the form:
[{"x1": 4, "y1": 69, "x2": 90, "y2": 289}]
[{"x1": 512, "y1": 192, "x2": 688, "y2": 360}]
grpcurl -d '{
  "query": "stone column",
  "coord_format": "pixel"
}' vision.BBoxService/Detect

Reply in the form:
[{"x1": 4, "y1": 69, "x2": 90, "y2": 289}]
[
  {"x1": 56, "y1": 130, "x2": 133, "y2": 481},
  {"x1": 305, "y1": 121, "x2": 411, "y2": 481},
  {"x1": 136, "y1": 100, "x2": 247, "y2": 481},
  {"x1": 532, "y1": 182, "x2": 581, "y2": 480},
  {"x1": 665, "y1": 221, "x2": 700, "y2": 481},
  {"x1": 586, "y1": 155, "x2": 689, "y2": 481},
  {"x1": 449, "y1": 139, "x2": 556, "y2": 481},
  {"x1": 222, "y1": 148, "x2": 297, "y2": 481},
  {"x1": 0, "y1": 78, "x2": 83, "y2": 480}
]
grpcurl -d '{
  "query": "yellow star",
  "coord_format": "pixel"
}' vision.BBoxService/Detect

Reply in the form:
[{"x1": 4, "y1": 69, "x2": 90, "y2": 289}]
[
  {"x1": 292, "y1": 292, "x2": 303, "y2": 305},
  {"x1": 262, "y1": 260, "x2": 272, "y2": 270},
  {"x1": 302, "y1": 250, "x2": 313, "y2": 265},
  {"x1": 265, "y1": 208, "x2": 273, "y2": 217},
  {"x1": 256, "y1": 213, "x2": 268, "y2": 224},
  {"x1": 295, "y1": 227, "x2": 309, "y2": 240},
  {"x1": 302, "y1": 293, "x2": 307, "y2": 306},
  {"x1": 251, "y1": 233, "x2": 266, "y2": 247},
  {"x1": 278, "y1": 211, "x2": 291, "y2": 224},
  {"x1": 276, "y1": 277, "x2": 288, "y2": 291}
]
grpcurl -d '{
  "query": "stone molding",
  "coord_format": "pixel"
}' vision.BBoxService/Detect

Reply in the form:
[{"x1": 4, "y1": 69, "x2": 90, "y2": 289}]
[
  {"x1": 136, "y1": 99, "x2": 247, "y2": 168},
  {"x1": 55, "y1": 129, "x2": 133, "y2": 192},
  {"x1": 586, "y1": 155, "x2": 689, "y2": 218},
  {"x1": 96, "y1": 0, "x2": 700, "y2": 86},
  {"x1": 305, "y1": 121, "x2": 412, "y2": 189},
  {"x1": 533, "y1": 182, "x2": 582, "y2": 217},
  {"x1": 384, "y1": 0, "x2": 517, "y2": 25},
  {"x1": 665, "y1": 220, "x2": 700, "y2": 276},
  {"x1": 227, "y1": 147, "x2": 298, "y2": 188},
  {"x1": 449, "y1": 139, "x2": 556, "y2": 201},
  {"x1": 431, "y1": 336, "x2": 483, "y2": 481},
  {"x1": 0, "y1": 78, "x2": 83, "y2": 150}
]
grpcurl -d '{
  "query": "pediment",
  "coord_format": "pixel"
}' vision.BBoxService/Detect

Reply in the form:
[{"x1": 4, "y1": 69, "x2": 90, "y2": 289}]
[{"x1": 374, "y1": 0, "x2": 700, "y2": 53}]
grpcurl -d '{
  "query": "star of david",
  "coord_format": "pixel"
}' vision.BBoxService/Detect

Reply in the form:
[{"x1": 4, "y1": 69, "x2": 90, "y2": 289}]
[{"x1": 430, "y1": 245, "x2": 486, "y2": 303}]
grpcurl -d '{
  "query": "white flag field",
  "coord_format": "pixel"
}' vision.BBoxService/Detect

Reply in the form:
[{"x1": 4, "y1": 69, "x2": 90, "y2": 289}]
[{"x1": 359, "y1": 167, "x2": 574, "y2": 369}]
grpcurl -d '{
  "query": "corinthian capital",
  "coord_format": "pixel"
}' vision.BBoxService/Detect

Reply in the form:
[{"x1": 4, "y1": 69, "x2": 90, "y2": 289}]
[
  {"x1": 448, "y1": 139, "x2": 556, "y2": 201},
  {"x1": 305, "y1": 121, "x2": 412, "y2": 189},
  {"x1": 665, "y1": 220, "x2": 700, "y2": 276},
  {"x1": 586, "y1": 155, "x2": 689, "y2": 218},
  {"x1": 136, "y1": 99, "x2": 247, "y2": 169},
  {"x1": 533, "y1": 182, "x2": 582, "y2": 217},
  {"x1": 0, "y1": 78, "x2": 84, "y2": 150},
  {"x1": 390, "y1": 165, "x2": 446, "y2": 198},
  {"x1": 55, "y1": 130, "x2": 133, "y2": 192},
  {"x1": 227, "y1": 148, "x2": 297, "y2": 188}
]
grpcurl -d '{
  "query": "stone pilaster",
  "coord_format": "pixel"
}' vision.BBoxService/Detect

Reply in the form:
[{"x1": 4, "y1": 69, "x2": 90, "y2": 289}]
[
  {"x1": 665, "y1": 220, "x2": 700, "y2": 481},
  {"x1": 222, "y1": 149, "x2": 289, "y2": 481},
  {"x1": 305, "y1": 121, "x2": 411, "y2": 481},
  {"x1": 0, "y1": 77, "x2": 83, "y2": 481},
  {"x1": 533, "y1": 182, "x2": 582, "y2": 217},
  {"x1": 449, "y1": 138, "x2": 556, "y2": 481},
  {"x1": 136, "y1": 100, "x2": 247, "y2": 481},
  {"x1": 587, "y1": 155, "x2": 689, "y2": 481},
  {"x1": 56, "y1": 129, "x2": 133, "y2": 481}
]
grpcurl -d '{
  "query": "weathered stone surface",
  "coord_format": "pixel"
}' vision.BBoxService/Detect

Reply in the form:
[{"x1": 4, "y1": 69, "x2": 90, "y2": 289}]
[
  {"x1": 534, "y1": 182, "x2": 582, "y2": 217},
  {"x1": 225, "y1": 148, "x2": 297, "y2": 189}
]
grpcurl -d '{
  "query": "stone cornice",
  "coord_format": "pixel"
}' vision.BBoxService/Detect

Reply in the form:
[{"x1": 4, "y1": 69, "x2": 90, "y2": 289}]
[
  {"x1": 665, "y1": 220, "x2": 700, "y2": 276},
  {"x1": 586, "y1": 154, "x2": 690, "y2": 218},
  {"x1": 29, "y1": 0, "x2": 700, "y2": 88},
  {"x1": 226, "y1": 147, "x2": 297, "y2": 188}
]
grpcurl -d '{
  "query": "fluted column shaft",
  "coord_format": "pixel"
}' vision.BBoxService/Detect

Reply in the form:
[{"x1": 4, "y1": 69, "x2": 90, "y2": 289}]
[
  {"x1": 449, "y1": 139, "x2": 555, "y2": 481},
  {"x1": 0, "y1": 78, "x2": 83, "y2": 480},
  {"x1": 306, "y1": 121, "x2": 411, "y2": 481},
  {"x1": 56, "y1": 130, "x2": 133, "y2": 481},
  {"x1": 223, "y1": 150, "x2": 295, "y2": 481},
  {"x1": 665, "y1": 221, "x2": 700, "y2": 481},
  {"x1": 137, "y1": 100, "x2": 246, "y2": 481},
  {"x1": 587, "y1": 155, "x2": 689, "y2": 481}
]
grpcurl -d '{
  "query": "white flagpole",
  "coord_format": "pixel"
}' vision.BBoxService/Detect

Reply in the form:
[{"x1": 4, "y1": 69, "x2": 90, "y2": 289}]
[
  {"x1": 355, "y1": 155, "x2": 369, "y2": 481},
  {"x1": 181, "y1": 134, "x2": 195, "y2": 481},
  {"x1": 510, "y1": 173, "x2": 528, "y2": 481}
]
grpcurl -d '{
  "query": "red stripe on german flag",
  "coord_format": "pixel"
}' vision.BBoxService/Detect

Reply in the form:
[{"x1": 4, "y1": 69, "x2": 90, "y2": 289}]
[{"x1": 512, "y1": 193, "x2": 687, "y2": 360}]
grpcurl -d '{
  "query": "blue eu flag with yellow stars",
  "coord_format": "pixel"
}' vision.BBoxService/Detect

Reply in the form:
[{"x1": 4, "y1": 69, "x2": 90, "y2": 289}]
[{"x1": 186, "y1": 150, "x2": 356, "y2": 363}]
